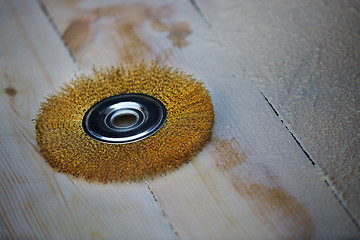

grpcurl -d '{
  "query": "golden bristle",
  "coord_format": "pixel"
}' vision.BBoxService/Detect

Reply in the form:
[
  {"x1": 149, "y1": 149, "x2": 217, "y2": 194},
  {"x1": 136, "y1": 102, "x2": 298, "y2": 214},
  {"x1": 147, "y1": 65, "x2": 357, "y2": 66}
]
[{"x1": 35, "y1": 62, "x2": 214, "y2": 182}]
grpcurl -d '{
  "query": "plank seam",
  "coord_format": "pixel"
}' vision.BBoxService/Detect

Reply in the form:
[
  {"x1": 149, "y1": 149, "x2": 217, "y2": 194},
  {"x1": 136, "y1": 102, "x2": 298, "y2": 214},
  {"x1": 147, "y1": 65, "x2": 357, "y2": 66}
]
[
  {"x1": 145, "y1": 181, "x2": 180, "y2": 240},
  {"x1": 324, "y1": 180, "x2": 360, "y2": 230},
  {"x1": 188, "y1": 0, "x2": 212, "y2": 28},
  {"x1": 36, "y1": 0, "x2": 78, "y2": 68},
  {"x1": 260, "y1": 92, "x2": 315, "y2": 165},
  {"x1": 260, "y1": 92, "x2": 360, "y2": 230}
]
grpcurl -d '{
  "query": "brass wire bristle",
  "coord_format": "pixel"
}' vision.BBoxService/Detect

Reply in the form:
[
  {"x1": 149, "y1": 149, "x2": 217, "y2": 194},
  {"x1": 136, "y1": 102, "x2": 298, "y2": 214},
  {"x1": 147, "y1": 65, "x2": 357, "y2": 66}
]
[{"x1": 35, "y1": 62, "x2": 214, "y2": 182}]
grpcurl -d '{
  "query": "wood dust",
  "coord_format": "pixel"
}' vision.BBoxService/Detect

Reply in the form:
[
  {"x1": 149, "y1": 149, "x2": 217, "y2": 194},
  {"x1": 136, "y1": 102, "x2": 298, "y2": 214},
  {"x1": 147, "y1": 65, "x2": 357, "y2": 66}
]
[
  {"x1": 208, "y1": 137, "x2": 315, "y2": 240},
  {"x1": 62, "y1": 4, "x2": 192, "y2": 65}
]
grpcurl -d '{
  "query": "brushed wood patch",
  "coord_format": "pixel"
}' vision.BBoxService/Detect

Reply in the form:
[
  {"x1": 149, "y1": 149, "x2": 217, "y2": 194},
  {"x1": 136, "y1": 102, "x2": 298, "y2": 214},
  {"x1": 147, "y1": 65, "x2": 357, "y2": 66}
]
[
  {"x1": 62, "y1": 3, "x2": 191, "y2": 65},
  {"x1": 208, "y1": 137, "x2": 315, "y2": 240}
]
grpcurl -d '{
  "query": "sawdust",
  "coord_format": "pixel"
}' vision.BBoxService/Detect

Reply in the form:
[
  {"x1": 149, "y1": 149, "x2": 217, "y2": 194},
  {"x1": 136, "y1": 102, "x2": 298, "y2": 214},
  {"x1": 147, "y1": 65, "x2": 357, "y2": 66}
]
[
  {"x1": 208, "y1": 137, "x2": 315, "y2": 240},
  {"x1": 62, "y1": 4, "x2": 192, "y2": 65}
]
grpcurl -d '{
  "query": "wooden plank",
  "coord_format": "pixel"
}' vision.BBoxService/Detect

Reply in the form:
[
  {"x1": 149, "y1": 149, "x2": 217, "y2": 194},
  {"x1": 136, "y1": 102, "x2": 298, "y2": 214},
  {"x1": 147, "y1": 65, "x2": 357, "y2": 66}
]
[
  {"x1": 0, "y1": 0, "x2": 177, "y2": 239},
  {"x1": 194, "y1": 0, "x2": 360, "y2": 223},
  {"x1": 41, "y1": 0, "x2": 360, "y2": 239}
]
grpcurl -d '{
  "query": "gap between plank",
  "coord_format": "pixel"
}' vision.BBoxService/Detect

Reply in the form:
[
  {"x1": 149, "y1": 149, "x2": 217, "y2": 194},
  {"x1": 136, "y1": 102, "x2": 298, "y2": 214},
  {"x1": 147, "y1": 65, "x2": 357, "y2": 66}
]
[
  {"x1": 145, "y1": 181, "x2": 180, "y2": 239},
  {"x1": 260, "y1": 92, "x2": 360, "y2": 230},
  {"x1": 37, "y1": 0, "x2": 78, "y2": 68},
  {"x1": 188, "y1": 0, "x2": 212, "y2": 28},
  {"x1": 324, "y1": 180, "x2": 360, "y2": 231},
  {"x1": 260, "y1": 92, "x2": 316, "y2": 166}
]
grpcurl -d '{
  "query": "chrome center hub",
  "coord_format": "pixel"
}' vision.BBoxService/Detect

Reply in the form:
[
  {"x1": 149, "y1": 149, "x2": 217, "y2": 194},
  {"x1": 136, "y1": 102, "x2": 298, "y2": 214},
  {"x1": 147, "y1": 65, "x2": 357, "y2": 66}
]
[{"x1": 82, "y1": 93, "x2": 166, "y2": 144}]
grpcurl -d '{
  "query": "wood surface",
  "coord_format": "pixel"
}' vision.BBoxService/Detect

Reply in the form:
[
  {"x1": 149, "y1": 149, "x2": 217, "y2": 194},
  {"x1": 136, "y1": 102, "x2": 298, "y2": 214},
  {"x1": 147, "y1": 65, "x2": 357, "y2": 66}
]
[
  {"x1": 0, "y1": 0, "x2": 359, "y2": 239},
  {"x1": 0, "y1": 0, "x2": 176, "y2": 239},
  {"x1": 194, "y1": 0, "x2": 360, "y2": 223}
]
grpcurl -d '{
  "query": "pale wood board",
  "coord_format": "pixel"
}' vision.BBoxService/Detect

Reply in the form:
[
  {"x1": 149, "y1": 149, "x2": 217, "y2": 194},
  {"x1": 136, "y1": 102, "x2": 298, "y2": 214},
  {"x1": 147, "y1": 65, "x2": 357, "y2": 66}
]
[
  {"x1": 0, "y1": 0, "x2": 177, "y2": 239},
  {"x1": 194, "y1": 0, "x2": 360, "y2": 223},
  {"x1": 40, "y1": 0, "x2": 360, "y2": 238},
  {"x1": 0, "y1": 0, "x2": 359, "y2": 239}
]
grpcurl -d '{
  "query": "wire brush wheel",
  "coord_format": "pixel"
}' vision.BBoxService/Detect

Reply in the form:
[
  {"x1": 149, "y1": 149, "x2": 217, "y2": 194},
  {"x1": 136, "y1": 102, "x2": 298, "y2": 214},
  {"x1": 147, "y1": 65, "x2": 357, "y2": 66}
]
[{"x1": 35, "y1": 62, "x2": 214, "y2": 182}]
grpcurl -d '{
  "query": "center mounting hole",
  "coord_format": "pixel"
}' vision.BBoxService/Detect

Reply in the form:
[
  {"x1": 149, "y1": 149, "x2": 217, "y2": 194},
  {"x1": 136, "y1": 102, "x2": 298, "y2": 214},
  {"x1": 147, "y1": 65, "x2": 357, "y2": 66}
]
[{"x1": 112, "y1": 114, "x2": 137, "y2": 128}]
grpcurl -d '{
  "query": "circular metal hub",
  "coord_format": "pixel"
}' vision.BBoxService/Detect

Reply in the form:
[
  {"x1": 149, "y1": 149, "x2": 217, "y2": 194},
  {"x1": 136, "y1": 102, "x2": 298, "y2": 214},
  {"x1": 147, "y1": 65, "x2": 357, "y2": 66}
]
[{"x1": 82, "y1": 93, "x2": 167, "y2": 144}]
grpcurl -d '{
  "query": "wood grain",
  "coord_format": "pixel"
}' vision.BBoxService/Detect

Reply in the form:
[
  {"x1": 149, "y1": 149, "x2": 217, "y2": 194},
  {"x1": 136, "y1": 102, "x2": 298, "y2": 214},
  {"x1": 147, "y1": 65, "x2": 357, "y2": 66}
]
[
  {"x1": 1, "y1": 0, "x2": 359, "y2": 238},
  {"x1": 41, "y1": 0, "x2": 360, "y2": 238},
  {"x1": 0, "y1": 0, "x2": 177, "y2": 239},
  {"x1": 194, "y1": 0, "x2": 360, "y2": 223}
]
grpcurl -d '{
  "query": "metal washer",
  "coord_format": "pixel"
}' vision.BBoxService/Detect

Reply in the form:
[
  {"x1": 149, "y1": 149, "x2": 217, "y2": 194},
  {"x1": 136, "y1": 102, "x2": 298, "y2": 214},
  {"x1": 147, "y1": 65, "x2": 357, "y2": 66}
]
[{"x1": 82, "y1": 93, "x2": 167, "y2": 144}]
